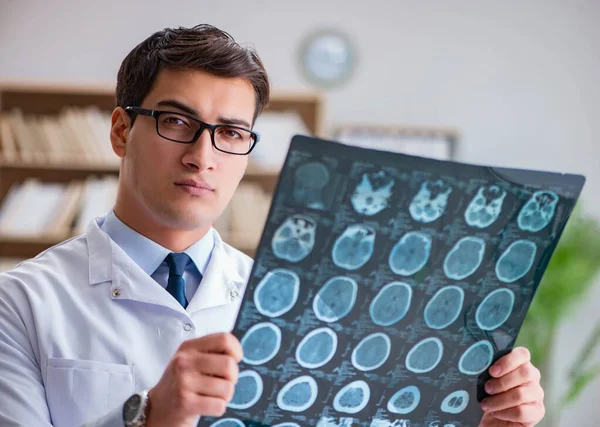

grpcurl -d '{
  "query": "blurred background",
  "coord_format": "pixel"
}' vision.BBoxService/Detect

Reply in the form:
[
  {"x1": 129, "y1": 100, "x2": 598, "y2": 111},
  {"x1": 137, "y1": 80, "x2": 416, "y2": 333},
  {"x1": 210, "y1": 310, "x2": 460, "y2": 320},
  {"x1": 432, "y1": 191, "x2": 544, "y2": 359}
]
[{"x1": 0, "y1": 0, "x2": 598, "y2": 425}]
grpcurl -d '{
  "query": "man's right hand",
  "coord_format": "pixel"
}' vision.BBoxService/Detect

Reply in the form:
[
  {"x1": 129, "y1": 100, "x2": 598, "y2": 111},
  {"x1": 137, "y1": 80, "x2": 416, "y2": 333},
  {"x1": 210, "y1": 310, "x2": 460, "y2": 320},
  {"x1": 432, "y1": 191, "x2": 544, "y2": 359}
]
[{"x1": 145, "y1": 332, "x2": 243, "y2": 427}]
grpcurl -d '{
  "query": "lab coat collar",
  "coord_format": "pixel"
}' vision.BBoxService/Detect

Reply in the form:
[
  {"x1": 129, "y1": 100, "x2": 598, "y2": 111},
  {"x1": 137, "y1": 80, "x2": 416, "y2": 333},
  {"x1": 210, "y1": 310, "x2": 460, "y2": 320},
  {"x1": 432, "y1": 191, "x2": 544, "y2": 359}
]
[{"x1": 86, "y1": 217, "x2": 246, "y2": 313}]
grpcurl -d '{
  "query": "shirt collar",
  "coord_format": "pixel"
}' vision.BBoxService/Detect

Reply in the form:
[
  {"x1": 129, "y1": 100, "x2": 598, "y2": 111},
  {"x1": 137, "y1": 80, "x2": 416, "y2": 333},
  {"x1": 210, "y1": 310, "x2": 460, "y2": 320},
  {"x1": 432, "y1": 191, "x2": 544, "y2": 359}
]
[{"x1": 100, "y1": 210, "x2": 215, "y2": 276}]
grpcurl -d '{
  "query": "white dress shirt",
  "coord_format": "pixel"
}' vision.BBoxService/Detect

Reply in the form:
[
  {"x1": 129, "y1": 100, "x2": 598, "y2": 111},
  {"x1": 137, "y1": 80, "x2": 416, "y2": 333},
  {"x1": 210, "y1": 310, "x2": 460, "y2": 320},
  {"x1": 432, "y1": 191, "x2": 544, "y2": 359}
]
[{"x1": 0, "y1": 213, "x2": 253, "y2": 427}]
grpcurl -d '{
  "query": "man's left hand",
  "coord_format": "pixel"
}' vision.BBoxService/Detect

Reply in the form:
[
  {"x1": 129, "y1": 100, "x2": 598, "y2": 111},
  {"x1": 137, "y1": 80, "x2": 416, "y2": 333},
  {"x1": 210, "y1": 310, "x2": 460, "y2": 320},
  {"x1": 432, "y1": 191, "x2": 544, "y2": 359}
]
[{"x1": 479, "y1": 346, "x2": 545, "y2": 426}]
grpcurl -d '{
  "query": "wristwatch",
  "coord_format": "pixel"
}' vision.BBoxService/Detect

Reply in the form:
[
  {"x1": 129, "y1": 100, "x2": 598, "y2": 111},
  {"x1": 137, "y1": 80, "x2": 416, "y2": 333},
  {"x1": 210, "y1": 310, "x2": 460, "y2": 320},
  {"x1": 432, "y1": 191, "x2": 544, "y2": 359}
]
[{"x1": 123, "y1": 390, "x2": 150, "y2": 427}]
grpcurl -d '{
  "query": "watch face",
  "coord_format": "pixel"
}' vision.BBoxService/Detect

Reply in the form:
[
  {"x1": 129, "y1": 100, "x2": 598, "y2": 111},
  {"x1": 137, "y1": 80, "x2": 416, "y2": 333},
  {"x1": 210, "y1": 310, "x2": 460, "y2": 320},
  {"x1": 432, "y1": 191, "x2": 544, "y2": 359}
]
[
  {"x1": 123, "y1": 394, "x2": 142, "y2": 422},
  {"x1": 299, "y1": 29, "x2": 356, "y2": 89}
]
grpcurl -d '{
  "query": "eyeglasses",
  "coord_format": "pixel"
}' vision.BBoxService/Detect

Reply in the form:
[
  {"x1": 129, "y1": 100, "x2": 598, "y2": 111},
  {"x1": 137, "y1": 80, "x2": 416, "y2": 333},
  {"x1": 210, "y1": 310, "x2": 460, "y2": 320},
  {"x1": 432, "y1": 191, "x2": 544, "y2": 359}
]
[{"x1": 125, "y1": 106, "x2": 260, "y2": 155}]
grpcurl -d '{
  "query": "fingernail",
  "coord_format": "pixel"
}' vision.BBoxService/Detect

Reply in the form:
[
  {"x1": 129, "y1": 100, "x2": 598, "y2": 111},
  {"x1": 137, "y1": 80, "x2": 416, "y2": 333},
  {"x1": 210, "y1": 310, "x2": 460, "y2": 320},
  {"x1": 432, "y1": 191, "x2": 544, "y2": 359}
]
[
  {"x1": 480, "y1": 400, "x2": 489, "y2": 410},
  {"x1": 490, "y1": 366, "x2": 501, "y2": 376},
  {"x1": 485, "y1": 382, "x2": 494, "y2": 394}
]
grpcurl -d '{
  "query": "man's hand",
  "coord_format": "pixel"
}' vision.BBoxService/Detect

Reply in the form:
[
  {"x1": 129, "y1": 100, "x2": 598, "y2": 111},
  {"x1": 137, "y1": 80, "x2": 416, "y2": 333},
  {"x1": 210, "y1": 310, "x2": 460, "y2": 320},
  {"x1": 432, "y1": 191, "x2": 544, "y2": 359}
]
[
  {"x1": 145, "y1": 333, "x2": 243, "y2": 427},
  {"x1": 479, "y1": 347, "x2": 545, "y2": 426}
]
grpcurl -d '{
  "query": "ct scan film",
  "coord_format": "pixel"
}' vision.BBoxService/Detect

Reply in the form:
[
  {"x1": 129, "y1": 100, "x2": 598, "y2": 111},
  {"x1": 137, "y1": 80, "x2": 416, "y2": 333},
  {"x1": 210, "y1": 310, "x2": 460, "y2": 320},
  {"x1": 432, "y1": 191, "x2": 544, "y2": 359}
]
[{"x1": 198, "y1": 135, "x2": 585, "y2": 427}]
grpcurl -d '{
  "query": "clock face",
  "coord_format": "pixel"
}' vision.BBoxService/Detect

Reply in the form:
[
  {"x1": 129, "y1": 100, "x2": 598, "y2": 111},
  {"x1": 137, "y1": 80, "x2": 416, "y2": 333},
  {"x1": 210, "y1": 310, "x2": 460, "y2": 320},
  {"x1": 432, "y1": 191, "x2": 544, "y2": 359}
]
[{"x1": 299, "y1": 29, "x2": 356, "y2": 88}]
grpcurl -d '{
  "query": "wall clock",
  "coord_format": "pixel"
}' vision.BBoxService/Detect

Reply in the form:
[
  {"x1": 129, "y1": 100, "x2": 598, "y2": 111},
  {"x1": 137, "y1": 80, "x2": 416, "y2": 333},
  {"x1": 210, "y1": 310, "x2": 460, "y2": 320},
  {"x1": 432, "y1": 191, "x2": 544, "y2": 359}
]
[{"x1": 299, "y1": 29, "x2": 356, "y2": 89}]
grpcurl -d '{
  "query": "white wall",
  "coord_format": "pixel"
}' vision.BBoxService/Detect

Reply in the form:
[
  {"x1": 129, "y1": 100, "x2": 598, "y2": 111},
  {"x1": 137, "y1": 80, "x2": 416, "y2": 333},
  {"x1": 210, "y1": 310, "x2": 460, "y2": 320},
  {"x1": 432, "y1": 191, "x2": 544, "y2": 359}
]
[{"x1": 1, "y1": 0, "x2": 599, "y2": 424}]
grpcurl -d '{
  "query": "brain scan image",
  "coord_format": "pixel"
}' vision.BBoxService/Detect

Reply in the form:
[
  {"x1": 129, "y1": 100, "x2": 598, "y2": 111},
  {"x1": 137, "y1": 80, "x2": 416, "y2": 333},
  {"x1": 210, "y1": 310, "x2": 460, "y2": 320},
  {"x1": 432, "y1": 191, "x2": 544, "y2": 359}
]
[
  {"x1": 440, "y1": 390, "x2": 469, "y2": 414},
  {"x1": 209, "y1": 419, "x2": 245, "y2": 427},
  {"x1": 518, "y1": 190, "x2": 559, "y2": 232},
  {"x1": 272, "y1": 215, "x2": 317, "y2": 262},
  {"x1": 388, "y1": 231, "x2": 432, "y2": 276},
  {"x1": 443, "y1": 237, "x2": 486, "y2": 280},
  {"x1": 351, "y1": 171, "x2": 395, "y2": 216},
  {"x1": 277, "y1": 375, "x2": 319, "y2": 413},
  {"x1": 317, "y1": 417, "x2": 355, "y2": 427},
  {"x1": 387, "y1": 385, "x2": 421, "y2": 415},
  {"x1": 293, "y1": 161, "x2": 331, "y2": 210},
  {"x1": 409, "y1": 179, "x2": 453, "y2": 223},
  {"x1": 313, "y1": 276, "x2": 358, "y2": 322},
  {"x1": 458, "y1": 340, "x2": 494, "y2": 375},
  {"x1": 370, "y1": 420, "x2": 412, "y2": 427},
  {"x1": 369, "y1": 281, "x2": 412, "y2": 326},
  {"x1": 332, "y1": 224, "x2": 376, "y2": 270},
  {"x1": 405, "y1": 337, "x2": 444, "y2": 374},
  {"x1": 254, "y1": 269, "x2": 300, "y2": 318},
  {"x1": 228, "y1": 370, "x2": 263, "y2": 410},
  {"x1": 333, "y1": 380, "x2": 371, "y2": 414},
  {"x1": 351, "y1": 332, "x2": 392, "y2": 371},
  {"x1": 464, "y1": 185, "x2": 507, "y2": 228},
  {"x1": 423, "y1": 286, "x2": 465, "y2": 330},
  {"x1": 241, "y1": 322, "x2": 282, "y2": 365},
  {"x1": 476, "y1": 288, "x2": 515, "y2": 331},
  {"x1": 495, "y1": 240, "x2": 537, "y2": 283},
  {"x1": 295, "y1": 327, "x2": 338, "y2": 369},
  {"x1": 273, "y1": 423, "x2": 302, "y2": 427}
]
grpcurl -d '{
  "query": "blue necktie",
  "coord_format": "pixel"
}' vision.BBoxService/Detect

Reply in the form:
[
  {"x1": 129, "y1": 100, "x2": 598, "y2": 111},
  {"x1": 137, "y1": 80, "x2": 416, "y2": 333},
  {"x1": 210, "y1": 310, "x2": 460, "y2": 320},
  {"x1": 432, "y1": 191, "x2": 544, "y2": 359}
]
[{"x1": 165, "y1": 252, "x2": 191, "y2": 308}]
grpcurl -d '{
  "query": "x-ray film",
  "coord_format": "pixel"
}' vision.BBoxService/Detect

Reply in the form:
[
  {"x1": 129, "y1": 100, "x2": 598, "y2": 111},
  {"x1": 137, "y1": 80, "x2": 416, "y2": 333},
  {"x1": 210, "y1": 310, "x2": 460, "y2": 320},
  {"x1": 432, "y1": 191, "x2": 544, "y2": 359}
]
[{"x1": 198, "y1": 135, "x2": 585, "y2": 427}]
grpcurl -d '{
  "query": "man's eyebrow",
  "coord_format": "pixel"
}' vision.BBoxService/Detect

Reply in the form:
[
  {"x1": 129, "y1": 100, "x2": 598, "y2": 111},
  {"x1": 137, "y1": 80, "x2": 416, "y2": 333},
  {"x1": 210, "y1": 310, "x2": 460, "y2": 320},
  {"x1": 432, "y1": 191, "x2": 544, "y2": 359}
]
[
  {"x1": 217, "y1": 117, "x2": 252, "y2": 129},
  {"x1": 156, "y1": 99, "x2": 198, "y2": 116},
  {"x1": 156, "y1": 99, "x2": 252, "y2": 129}
]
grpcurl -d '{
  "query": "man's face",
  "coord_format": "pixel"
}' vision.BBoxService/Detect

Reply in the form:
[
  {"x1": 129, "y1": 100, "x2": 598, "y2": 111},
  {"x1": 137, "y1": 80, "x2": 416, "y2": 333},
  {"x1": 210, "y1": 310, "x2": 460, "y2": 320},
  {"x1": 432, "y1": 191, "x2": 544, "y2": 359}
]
[{"x1": 119, "y1": 69, "x2": 255, "y2": 231}]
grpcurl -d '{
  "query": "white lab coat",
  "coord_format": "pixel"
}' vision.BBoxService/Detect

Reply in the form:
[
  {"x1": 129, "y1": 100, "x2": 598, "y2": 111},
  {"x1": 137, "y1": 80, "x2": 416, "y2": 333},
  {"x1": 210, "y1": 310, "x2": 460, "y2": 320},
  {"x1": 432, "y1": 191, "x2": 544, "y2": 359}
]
[{"x1": 0, "y1": 216, "x2": 253, "y2": 427}]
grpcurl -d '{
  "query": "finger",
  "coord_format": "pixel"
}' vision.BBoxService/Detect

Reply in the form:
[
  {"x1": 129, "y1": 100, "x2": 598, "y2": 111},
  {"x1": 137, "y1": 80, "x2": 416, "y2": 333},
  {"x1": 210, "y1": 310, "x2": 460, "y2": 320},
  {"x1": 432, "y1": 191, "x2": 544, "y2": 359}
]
[
  {"x1": 489, "y1": 347, "x2": 531, "y2": 378},
  {"x1": 185, "y1": 391, "x2": 229, "y2": 418},
  {"x1": 194, "y1": 353, "x2": 239, "y2": 382},
  {"x1": 489, "y1": 402, "x2": 545, "y2": 425},
  {"x1": 186, "y1": 333, "x2": 243, "y2": 362},
  {"x1": 187, "y1": 373, "x2": 236, "y2": 401},
  {"x1": 481, "y1": 383, "x2": 543, "y2": 412},
  {"x1": 485, "y1": 362, "x2": 541, "y2": 395}
]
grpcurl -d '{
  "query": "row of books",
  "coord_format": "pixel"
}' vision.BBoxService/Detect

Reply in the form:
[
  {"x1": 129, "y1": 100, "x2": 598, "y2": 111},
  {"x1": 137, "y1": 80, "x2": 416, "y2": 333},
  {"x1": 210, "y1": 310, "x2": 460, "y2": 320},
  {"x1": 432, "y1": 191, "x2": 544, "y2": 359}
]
[
  {"x1": 0, "y1": 107, "x2": 117, "y2": 165},
  {"x1": 0, "y1": 176, "x2": 118, "y2": 239}
]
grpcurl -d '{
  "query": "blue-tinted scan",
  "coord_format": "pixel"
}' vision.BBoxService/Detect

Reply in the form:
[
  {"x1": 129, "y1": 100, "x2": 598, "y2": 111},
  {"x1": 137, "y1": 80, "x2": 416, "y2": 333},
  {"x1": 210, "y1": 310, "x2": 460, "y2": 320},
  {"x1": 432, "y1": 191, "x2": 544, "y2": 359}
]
[
  {"x1": 293, "y1": 161, "x2": 330, "y2": 210},
  {"x1": 406, "y1": 337, "x2": 444, "y2": 373},
  {"x1": 464, "y1": 185, "x2": 507, "y2": 228},
  {"x1": 518, "y1": 190, "x2": 559, "y2": 232},
  {"x1": 351, "y1": 332, "x2": 392, "y2": 371},
  {"x1": 277, "y1": 375, "x2": 319, "y2": 412},
  {"x1": 369, "y1": 281, "x2": 412, "y2": 326},
  {"x1": 388, "y1": 231, "x2": 432, "y2": 276},
  {"x1": 424, "y1": 286, "x2": 465, "y2": 330},
  {"x1": 254, "y1": 268, "x2": 300, "y2": 318},
  {"x1": 209, "y1": 419, "x2": 245, "y2": 427},
  {"x1": 296, "y1": 327, "x2": 338, "y2": 369},
  {"x1": 351, "y1": 171, "x2": 395, "y2": 216},
  {"x1": 210, "y1": 136, "x2": 584, "y2": 427},
  {"x1": 332, "y1": 224, "x2": 376, "y2": 270},
  {"x1": 441, "y1": 390, "x2": 469, "y2": 414},
  {"x1": 241, "y1": 322, "x2": 281, "y2": 365},
  {"x1": 228, "y1": 370, "x2": 263, "y2": 410},
  {"x1": 313, "y1": 276, "x2": 358, "y2": 322},
  {"x1": 443, "y1": 237, "x2": 486, "y2": 280},
  {"x1": 495, "y1": 240, "x2": 537, "y2": 283},
  {"x1": 458, "y1": 341, "x2": 494, "y2": 375},
  {"x1": 476, "y1": 288, "x2": 515, "y2": 331},
  {"x1": 409, "y1": 179, "x2": 453, "y2": 223},
  {"x1": 387, "y1": 385, "x2": 421, "y2": 414},
  {"x1": 272, "y1": 214, "x2": 317, "y2": 262},
  {"x1": 333, "y1": 380, "x2": 371, "y2": 414}
]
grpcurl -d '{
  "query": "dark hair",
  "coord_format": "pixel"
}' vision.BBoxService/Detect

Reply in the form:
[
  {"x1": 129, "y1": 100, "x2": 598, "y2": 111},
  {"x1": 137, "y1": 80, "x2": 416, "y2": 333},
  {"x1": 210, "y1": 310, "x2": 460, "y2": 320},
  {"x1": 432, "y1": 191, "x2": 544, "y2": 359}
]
[{"x1": 116, "y1": 24, "x2": 270, "y2": 124}]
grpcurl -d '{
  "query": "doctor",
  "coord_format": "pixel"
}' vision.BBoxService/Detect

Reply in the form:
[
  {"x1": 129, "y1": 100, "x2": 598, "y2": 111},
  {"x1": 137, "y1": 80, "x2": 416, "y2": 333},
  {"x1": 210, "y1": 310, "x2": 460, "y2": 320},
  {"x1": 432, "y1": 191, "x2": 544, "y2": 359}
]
[{"x1": 0, "y1": 24, "x2": 545, "y2": 427}]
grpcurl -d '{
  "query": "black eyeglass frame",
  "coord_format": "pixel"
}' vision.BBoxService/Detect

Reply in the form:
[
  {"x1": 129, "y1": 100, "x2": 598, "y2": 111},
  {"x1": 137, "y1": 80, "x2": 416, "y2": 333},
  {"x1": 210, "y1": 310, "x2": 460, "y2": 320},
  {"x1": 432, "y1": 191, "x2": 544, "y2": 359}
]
[{"x1": 124, "y1": 106, "x2": 260, "y2": 155}]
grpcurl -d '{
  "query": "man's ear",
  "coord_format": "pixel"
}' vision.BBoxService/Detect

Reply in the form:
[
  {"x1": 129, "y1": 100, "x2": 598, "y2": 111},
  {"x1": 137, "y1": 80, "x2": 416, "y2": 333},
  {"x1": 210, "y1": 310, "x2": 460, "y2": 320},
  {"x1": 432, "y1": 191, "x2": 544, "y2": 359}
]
[{"x1": 110, "y1": 107, "x2": 131, "y2": 158}]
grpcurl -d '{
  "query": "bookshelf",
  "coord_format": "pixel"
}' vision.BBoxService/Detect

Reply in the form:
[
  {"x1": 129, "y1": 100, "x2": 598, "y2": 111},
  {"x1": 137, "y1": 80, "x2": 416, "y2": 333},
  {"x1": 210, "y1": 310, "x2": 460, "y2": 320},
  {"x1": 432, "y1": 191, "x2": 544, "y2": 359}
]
[{"x1": 0, "y1": 82, "x2": 324, "y2": 262}]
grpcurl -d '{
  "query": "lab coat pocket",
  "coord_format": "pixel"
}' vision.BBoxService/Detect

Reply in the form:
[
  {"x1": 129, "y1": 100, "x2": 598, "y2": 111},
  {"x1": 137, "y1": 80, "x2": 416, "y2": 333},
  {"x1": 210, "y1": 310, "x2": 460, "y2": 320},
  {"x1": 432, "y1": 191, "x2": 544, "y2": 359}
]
[{"x1": 46, "y1": 357, "x2": 134, "y2": 427}]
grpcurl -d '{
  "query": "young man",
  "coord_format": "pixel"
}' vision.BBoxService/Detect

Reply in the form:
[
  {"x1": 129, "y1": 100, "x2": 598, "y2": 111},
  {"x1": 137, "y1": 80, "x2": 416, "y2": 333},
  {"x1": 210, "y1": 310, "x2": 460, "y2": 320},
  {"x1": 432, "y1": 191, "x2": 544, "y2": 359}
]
[{"x1": 0, "y1": 25, "x2": 545, "y2": 427}]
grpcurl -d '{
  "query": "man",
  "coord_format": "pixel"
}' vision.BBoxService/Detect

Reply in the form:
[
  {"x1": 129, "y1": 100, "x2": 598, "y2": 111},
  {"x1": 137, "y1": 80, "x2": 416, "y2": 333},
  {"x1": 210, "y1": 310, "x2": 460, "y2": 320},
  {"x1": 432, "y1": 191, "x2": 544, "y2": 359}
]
[{"x1": 0, "y1": 24, "x2": 545, "y2": 427}]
